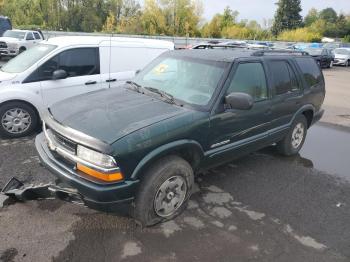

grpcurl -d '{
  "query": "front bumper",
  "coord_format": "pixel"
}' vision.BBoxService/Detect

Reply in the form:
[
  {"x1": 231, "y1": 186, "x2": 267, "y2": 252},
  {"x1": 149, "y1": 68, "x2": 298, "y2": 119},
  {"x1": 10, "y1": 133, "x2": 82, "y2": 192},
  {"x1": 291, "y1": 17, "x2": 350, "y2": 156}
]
[
  {"x1": 333, "y1": 60, "x2": 347, "y2": 65},
  {"x1": 35, "y1": 133, "x2": 139, "y2": 212},
  {"x1": 0, "y1": 48, "x2": 18, "y2": 56}
]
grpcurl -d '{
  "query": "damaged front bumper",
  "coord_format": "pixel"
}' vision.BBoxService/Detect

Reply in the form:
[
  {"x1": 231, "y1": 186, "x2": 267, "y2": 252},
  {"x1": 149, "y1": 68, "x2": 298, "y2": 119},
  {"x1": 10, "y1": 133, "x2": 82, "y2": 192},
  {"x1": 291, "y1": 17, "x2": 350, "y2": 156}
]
[{"x1": 0, "y1": 177, "x2": 83, "y2": 207}]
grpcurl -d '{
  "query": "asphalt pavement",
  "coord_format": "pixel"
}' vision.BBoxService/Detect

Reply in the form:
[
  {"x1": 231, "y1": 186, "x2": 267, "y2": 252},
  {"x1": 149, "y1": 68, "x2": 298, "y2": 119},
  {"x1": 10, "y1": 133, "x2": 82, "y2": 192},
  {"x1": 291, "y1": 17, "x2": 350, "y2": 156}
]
[{"x1": 0, "y1": 123, "x2": 350, "y2": 262}]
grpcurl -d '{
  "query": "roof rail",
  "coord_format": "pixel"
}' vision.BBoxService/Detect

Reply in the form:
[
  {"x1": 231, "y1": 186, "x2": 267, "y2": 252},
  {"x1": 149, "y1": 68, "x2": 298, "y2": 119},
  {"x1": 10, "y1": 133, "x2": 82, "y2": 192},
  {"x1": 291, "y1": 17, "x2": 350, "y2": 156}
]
[
  {"x1": 252, "y1": 50, "x2": 309, "y2": 56},
  {"x1": 192, "y1": 44, "x2": 246, "y2": 50}
]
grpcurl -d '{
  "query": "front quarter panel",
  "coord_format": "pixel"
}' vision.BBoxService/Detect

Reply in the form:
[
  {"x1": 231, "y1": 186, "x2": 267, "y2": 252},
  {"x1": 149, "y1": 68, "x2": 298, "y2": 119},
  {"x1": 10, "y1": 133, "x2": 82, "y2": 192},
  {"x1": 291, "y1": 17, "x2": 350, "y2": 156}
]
[{"x1": 111, "y1": 110, "x2": 210, "y2": 180}]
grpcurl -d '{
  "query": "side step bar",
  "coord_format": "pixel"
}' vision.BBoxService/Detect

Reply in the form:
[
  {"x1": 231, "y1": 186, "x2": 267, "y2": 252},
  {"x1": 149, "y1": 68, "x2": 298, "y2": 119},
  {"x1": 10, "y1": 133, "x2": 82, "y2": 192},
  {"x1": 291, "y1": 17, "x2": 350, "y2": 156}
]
[{"x1": 0, "y1": 177, "x2": 84, "y2": 208}]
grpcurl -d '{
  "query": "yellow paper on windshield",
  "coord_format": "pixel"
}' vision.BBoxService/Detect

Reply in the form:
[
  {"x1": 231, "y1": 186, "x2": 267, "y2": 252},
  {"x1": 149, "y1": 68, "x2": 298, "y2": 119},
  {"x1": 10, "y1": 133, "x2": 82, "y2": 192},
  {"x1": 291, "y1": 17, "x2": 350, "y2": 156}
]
[{"x1": 153, "y1": 64, "x2": 169, "y2": 75}]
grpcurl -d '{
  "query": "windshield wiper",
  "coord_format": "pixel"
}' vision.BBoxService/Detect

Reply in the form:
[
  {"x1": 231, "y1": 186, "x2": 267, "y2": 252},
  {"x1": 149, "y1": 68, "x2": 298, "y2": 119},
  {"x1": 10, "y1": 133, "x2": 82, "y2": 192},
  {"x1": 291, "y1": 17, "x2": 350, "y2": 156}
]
[
  {"x1": 144, "y1": 87, "x2": 175, "y2": 104},
  {"x1": 126, "y1": 80, "x2": 142, "y2": 93}
]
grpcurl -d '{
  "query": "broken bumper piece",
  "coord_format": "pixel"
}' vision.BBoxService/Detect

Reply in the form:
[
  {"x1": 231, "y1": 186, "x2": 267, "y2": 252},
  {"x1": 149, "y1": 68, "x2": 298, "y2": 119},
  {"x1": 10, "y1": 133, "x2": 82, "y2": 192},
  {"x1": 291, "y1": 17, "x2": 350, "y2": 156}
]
[{"x1": 0, "y1": 177, "x2": 84, "y2": 208}]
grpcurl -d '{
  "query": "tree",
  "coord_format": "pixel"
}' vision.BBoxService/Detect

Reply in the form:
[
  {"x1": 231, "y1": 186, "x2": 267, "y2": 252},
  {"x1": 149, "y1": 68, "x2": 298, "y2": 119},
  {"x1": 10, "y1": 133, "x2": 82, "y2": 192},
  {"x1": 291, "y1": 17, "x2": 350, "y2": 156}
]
[
  {"x1": 271, "y1": 0, "x2": 302, "y2": 36},
  {"x1": 221, "y1": 6, "x2": 238, "y2": 29},
  {"x1": 319, "y1": 8, "x2": 337, "y2": 24},
  {"x1": 304, "y1": 8, "x2": 318, "y2": 26}
]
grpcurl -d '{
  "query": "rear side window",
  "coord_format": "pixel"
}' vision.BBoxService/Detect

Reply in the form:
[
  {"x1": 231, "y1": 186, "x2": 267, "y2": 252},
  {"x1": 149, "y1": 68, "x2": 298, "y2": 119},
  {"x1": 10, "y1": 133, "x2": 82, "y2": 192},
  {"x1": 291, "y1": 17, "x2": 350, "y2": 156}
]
[
  {"x1": 295, "y1": 58, "x2": 323, "y2": 87},
  {"x1": 33, "y1": 32, "x2": 41, "y2": 40},
  {"x1": 270, "y1": 61, "x2": 299, "y2": 95}
]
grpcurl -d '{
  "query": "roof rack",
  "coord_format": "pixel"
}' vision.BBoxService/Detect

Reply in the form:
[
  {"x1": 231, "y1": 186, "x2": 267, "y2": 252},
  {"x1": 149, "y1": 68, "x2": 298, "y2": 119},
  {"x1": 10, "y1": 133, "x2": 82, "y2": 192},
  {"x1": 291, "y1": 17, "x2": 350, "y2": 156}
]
[
  {"x1": 192, "y1": 44, "x2": 246, "y2": 50},
  {"x1": 252, "y1": 50, "x2": 309, "y2": 56}
]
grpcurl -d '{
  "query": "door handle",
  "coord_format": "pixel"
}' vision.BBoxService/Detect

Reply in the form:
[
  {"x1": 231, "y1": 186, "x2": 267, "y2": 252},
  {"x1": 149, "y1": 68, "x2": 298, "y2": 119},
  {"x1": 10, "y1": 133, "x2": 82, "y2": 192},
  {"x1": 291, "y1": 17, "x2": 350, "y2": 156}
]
[
  {"x1": 106, "y1": 79, "x2": 117, "y2": 83},
  {"x1": 85, "y1": 81, "x2": 97, "y2": 85}
]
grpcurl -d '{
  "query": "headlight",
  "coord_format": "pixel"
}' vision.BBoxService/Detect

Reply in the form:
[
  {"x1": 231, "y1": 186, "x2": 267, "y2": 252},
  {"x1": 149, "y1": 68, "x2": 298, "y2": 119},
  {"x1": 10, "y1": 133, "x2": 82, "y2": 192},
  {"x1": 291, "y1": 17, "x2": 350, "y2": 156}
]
[
  {"x1": 77, "y1": 145, "x2": 116, "y2": 168},
  {"x1": 76, "y1": 145, "x2": 123, "y2": 182}
]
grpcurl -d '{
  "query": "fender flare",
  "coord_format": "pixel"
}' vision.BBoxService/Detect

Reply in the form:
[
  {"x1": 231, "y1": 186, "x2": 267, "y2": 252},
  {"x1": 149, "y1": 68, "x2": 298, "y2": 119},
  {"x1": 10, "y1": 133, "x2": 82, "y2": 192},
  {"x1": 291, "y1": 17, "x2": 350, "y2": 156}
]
[
  {"x1": 130, "y1": 139, "x2": 205, "y2": 180},
  {"x1": 290, "y1": 104, "x2": 315, "y2": 125}
]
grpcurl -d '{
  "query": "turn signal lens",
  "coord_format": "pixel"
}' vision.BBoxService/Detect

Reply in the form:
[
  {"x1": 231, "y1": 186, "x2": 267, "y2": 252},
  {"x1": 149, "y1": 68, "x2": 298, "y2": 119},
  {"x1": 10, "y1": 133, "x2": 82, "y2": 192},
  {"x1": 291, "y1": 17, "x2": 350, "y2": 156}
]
[{"x1": 77, "y1": 163, "x2": 123, "y2": 182}]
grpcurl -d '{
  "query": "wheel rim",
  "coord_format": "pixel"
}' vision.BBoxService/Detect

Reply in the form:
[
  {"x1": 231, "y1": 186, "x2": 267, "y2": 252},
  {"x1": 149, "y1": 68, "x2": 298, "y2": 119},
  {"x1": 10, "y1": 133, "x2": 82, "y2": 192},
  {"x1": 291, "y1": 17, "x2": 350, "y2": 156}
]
[
  {"x1": 1, "y1": 108, "x2": 32, "y2": 134},
  {"x1": 291, "y1": 123, "x2": 305, "y2": 149},
  {"x1": 154, "y1": 176, "x2": 187, "y2": 218}
]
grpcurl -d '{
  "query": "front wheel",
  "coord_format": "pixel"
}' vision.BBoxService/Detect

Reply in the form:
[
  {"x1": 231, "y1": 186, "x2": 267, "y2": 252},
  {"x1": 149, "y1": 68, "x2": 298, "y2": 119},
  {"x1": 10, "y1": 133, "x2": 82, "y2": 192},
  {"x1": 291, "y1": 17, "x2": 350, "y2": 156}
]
[
  {"x1": 134, "y1": 155, "x2": 194, "y2": 227},
  {"x1": 276, "y1": 115, "x2": 308, "y2": 156},
  {"x1": 328, "y1": 60, "x2": 333, "y2": 68},
  {"x1": 345, "y1": 60, "x2": 349, "y2": 67},
  {"x1": 0, "y1": 102, "x2": 38, "y2": 138}
]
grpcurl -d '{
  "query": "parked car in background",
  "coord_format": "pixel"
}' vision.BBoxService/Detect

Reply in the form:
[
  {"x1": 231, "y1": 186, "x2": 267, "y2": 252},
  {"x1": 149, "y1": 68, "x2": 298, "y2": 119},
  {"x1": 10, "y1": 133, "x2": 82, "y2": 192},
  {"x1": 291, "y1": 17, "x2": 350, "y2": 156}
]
[
  {"x1": 36, "y1": 49, "x2": 325, "y2": 226},
  {"x1": 304, "y1": 48, "x2": 334, "y2": 68},
  {"x1": 272, "y1": 42, "x2": 296, "y2": 50},
  {"x1": 0, "y1": 29, "x2": 44, "y2": 59},
  {"x1": 323, "y1": 42, "x2": 350, "y2": 50},
  {"x1": 0, "y1": 16, "x2": 12, "y2": 36},
  {"x1": 0, "y1": 36, "x2": 174, "y2": 138},
  {"x1": 333, "y1": 48, "x2": 350, "y2": 67}
]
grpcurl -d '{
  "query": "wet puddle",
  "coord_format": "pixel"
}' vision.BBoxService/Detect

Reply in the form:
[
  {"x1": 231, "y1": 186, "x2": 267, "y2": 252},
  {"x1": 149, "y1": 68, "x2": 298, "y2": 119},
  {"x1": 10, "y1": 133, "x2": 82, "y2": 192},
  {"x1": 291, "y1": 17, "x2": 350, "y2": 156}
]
[{"x1": 300, "y1": 124, "x2": 350, "y2": 181}]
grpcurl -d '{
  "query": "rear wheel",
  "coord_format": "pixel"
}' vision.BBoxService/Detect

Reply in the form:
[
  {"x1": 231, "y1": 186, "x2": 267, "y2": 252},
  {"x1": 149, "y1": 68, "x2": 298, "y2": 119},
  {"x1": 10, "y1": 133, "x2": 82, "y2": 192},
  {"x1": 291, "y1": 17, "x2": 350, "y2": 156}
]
[
  {"x1": 0, "y1": 102, "x2": 38, "y2": 138},
  {"x1": 276, "y1": 115, "x2": 308, "y2": 156},
  {"x1": 134, "y1": 155, "x2": 194, "y2": 226}
]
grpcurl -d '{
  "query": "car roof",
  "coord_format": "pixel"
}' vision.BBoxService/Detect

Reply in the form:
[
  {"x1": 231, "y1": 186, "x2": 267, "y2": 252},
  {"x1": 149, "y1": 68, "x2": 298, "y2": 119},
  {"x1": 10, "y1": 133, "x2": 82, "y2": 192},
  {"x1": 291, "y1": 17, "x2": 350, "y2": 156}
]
[
  {"x1": 167, "y1": 49, "x2": 257, "y2": 62},
  {"x1": 44, "y1": 36, "x2": 174, "y2": 49},
  {"x1": 167, "y1": 49, "x2": 309, "y2": 63}
]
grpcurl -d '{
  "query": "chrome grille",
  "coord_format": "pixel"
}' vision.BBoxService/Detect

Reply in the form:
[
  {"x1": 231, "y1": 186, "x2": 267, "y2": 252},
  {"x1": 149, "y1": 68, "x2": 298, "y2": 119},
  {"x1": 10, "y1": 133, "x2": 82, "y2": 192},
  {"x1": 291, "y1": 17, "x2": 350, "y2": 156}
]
[
  {"x1": 0, "y1": 42, "x2": 7, "y2": 48},
  {"x1": 51, "y1": 130, "x2": 77, "y2": 154}
]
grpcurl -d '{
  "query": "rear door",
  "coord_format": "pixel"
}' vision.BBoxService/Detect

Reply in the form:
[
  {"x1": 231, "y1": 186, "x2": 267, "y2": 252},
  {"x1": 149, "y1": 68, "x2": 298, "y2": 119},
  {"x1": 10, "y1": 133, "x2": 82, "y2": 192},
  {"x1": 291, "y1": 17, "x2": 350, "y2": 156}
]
[
  {"x1": 267, "y1": 59, "x2": 303, "y2": 131},
  {"x1": 39, "y1": 47, "x2": 103, "y2": 106}
]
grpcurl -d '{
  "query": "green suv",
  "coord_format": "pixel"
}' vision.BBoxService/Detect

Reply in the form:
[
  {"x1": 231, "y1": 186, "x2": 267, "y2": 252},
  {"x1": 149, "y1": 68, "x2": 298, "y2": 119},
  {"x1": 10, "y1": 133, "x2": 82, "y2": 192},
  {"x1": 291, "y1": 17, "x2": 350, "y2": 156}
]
[{"x1": 36, "y1": 49, "x2": 325, "y2": 226}]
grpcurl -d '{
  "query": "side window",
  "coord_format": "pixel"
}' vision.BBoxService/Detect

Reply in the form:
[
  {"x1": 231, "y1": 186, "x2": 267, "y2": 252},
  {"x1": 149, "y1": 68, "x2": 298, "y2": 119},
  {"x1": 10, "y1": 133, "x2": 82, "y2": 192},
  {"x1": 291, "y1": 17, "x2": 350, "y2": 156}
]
[
  {"x1": 26, "y1": 32, "x2": 34, "y2": 40},
  {"x1": 33, "y1": 32, "x2": 41, "y2": 40},
  {"x1": 36, "y1": 48, "x2": 99, "y2": 81},
  {"x1": 270, "y1": 61, "x2": 299, "y2": 95},
  {"x1": 227, "y1": 62, "x2": 268, "y2": 101},
  {"x1": 58, "y1": 48, "x2": 99, "y2": 77},
  {"x1": 295, "y1": 57, "x2": 323, "y2": 87}
]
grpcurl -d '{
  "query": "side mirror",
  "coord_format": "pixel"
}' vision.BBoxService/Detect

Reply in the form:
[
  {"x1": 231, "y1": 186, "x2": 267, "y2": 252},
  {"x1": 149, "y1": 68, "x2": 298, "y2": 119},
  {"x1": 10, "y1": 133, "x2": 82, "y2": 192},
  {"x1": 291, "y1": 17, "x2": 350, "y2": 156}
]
[
  {"x1": 52, "y1": 69, "x2": 68, "y2": 80},
  {"x1": 225, "y1": 92, "x2": 254, "y2": 110}
]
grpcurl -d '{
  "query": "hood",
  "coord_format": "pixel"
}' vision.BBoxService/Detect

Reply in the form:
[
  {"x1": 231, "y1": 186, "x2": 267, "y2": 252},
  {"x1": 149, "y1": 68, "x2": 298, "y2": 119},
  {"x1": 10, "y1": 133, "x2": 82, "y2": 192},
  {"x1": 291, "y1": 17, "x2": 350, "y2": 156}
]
[
  {"x1": 0, "y1": 37, "x2": 21, "y2": 43},
  {"x1": 0, "y1": 70, "x2": 17, "y2": 83},
  {"x1": 49, "y1": 86, "x2": 190, "y2": 144},
  {"x1": 335, "y1": 54, "x2": 349, "y2": 59}
]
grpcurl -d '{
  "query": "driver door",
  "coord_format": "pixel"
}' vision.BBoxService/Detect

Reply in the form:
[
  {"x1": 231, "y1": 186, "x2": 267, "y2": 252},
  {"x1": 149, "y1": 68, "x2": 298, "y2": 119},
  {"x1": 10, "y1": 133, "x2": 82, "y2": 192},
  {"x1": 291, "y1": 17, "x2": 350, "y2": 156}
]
[
  {"x1": 206, "y1": 60, "x2": 273, "y2": 166},
  {"x1": 39, "y1": 47, "x2": 102, "y2": 107}
]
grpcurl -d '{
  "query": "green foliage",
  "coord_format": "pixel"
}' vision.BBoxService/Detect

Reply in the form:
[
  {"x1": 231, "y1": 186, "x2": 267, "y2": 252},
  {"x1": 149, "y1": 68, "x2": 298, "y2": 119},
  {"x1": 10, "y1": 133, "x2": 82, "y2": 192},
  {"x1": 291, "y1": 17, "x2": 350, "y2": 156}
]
[
  {"x1": 0, "y1": 0, "x2": 349, "y2": 42},
  {"x1": 277, "y1": 28, "x2": 322, "y2": 42},
  {"x1": 343, "y1": 35, "x2": 350, "y2": 43},
  {"x1": 319, "y1": 8, "x2": 338, "y2": 24},
  {"x1": 272, "y1": 0, "x2": 302, "y2": 36}
]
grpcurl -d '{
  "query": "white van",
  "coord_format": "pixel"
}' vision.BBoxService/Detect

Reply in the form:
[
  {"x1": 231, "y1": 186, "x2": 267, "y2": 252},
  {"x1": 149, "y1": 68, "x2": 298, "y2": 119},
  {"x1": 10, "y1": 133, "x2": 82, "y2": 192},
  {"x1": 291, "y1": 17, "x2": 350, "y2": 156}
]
[{"x1": 0, "y1": 36, "x2": 174, "y2": 137}]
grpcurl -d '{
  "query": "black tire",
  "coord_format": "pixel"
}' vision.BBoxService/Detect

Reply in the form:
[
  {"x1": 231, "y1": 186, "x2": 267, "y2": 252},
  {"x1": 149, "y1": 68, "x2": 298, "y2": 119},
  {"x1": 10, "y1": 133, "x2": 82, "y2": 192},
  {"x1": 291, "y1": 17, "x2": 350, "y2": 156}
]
[
  {"x1": 276, "y1": 115, "x2": 308, "y2": 156},
  {"x1": 19, "y1": 47, "x2": 26, "y2": 54},
  {"x1": 345, "y1": 60, "x2": 349, "y2": 67},
  {"x1": 0, "y1": 101, "x2": 39, "y2": 138},
  {"x1": 134, "y1": 155, "x2": 194, "y2": 227}
]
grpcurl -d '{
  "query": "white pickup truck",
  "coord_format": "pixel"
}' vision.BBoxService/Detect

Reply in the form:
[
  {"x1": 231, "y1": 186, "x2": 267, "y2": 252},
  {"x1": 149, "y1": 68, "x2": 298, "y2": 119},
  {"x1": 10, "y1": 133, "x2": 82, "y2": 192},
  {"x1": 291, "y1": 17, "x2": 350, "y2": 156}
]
[{"x1": 0, "y1": 29, "x2": 44, "y2": 59}]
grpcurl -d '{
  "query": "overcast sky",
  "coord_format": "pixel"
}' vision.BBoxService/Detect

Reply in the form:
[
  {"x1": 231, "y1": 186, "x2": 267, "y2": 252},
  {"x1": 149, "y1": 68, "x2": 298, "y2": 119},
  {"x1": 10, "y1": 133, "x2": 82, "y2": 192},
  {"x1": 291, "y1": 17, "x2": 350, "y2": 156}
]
[{"x1": 203, "y1": 0, "x2": 350, "y2": 25}]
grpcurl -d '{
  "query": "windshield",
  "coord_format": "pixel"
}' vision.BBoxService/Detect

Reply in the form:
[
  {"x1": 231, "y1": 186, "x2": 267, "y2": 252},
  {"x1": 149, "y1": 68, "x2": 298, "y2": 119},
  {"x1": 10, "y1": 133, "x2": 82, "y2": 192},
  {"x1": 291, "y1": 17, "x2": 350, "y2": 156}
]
[
  {"x1": 3, "y1": 30, "x2": 25, "y2": 39},
  {"x1": 334, "y1": 49, "x2": 350, "y2": 55},
  {"x1": 1, "y1": 44, "x2": 57, "y2": 73},
  {"x1": 305, "y1": 48, "x2": 322, "y2": 56},
  {"x1": 133, "y1": 56, "x2": 228, "y2": 106}
]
